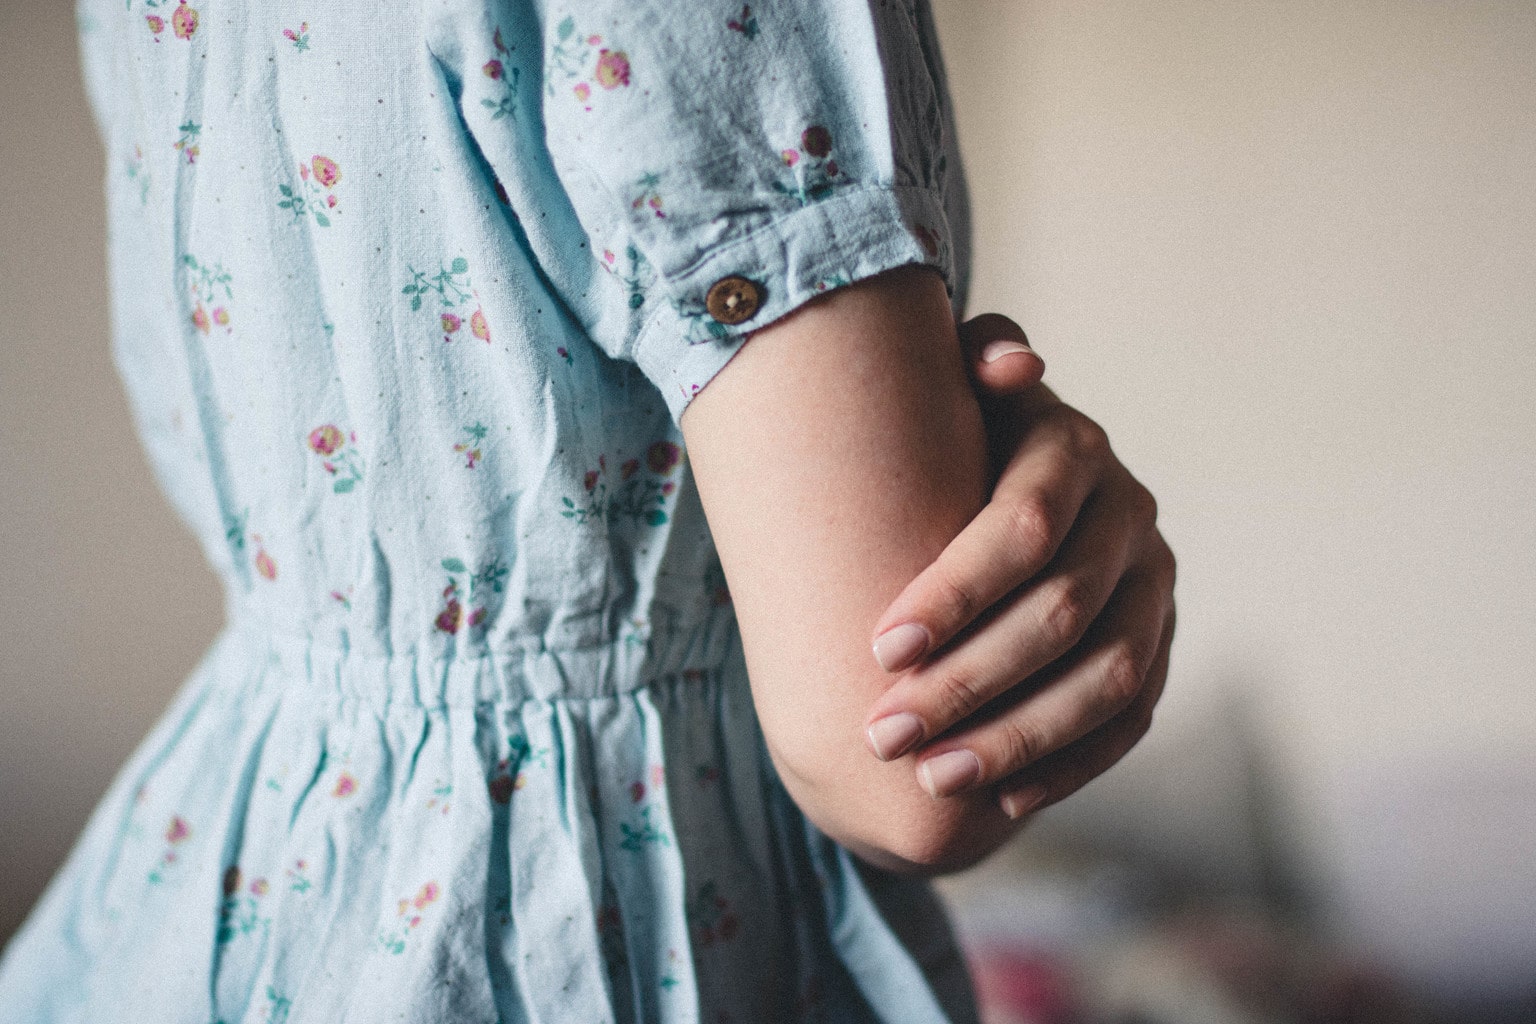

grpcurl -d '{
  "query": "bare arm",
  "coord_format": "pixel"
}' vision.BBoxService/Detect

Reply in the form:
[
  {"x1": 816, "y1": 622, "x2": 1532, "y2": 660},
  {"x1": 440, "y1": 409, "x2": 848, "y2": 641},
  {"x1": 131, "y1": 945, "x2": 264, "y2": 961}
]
[{"x1": 681, "y1": 265, "x2": 1017, "y2": 874}]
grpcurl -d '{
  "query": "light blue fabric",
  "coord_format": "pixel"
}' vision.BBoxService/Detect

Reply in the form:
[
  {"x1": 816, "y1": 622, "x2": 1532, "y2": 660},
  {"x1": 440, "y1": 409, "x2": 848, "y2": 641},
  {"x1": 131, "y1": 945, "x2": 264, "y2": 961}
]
[{"x1": 0, "y1": 1, "x2": 978, "y2": 1020}]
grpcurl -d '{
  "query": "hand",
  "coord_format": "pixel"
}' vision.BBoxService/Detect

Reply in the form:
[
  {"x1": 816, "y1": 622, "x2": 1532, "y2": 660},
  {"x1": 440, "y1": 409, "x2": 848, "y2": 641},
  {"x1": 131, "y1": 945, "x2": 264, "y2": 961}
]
[{"x1": 862, "y1": 314, "x2": 1176, "y2": 820}]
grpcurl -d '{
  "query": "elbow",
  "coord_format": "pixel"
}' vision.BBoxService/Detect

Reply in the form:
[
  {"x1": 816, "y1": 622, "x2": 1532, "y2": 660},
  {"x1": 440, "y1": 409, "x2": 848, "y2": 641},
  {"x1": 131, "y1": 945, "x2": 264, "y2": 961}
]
[
  {"x1": 773, "y1": 750, "x2": 1017, "y2": 877},
  {"x1": 848, "y1": 797, "x2": 1017, "y2": 877}
]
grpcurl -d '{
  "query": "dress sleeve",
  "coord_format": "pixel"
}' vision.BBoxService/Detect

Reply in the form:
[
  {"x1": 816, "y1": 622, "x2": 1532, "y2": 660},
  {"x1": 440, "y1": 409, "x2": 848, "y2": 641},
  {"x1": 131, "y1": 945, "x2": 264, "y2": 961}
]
[{"x1": 450, "y1": 0, "x2": 965, "y2": 423}]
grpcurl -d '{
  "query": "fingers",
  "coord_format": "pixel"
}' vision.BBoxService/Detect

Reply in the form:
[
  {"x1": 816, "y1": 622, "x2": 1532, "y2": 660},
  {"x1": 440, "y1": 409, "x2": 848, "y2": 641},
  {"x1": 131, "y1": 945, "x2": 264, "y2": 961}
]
[
  {"x1": 866, "y1": 485, "x2": 1136, "y2": 761},
  {"x1": 902, "y1": 560, "x2": 1171, "y2": 799},
  {"x1": 870, "y1": 407, "x2": 1111, "y2": 674},
  {"x1": 958, "y1": 313, "x2": 1045, "y2": 395},
  {"x1": 994, "y1": 598, "x2": 1175, "y2": 819}
]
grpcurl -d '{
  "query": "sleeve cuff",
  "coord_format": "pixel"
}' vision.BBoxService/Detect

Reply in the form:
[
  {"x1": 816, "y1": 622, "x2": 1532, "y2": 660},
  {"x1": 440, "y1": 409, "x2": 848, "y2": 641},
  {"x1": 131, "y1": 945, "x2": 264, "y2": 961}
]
[{"x1": 631, "y1": 184, "x2": 956, "y2": 425}]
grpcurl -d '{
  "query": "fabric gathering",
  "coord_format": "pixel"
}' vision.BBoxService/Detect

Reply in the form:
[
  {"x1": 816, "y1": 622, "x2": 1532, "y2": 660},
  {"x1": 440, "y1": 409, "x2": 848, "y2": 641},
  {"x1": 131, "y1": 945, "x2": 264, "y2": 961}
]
[{"x1": 0, "y1": 1, "x2": 984, "y2": 1022}]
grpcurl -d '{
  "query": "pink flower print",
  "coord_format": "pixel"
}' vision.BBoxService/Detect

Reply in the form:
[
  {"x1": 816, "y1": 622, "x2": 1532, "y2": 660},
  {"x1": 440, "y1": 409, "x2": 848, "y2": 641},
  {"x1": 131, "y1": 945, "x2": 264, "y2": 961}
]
[
  {"x1": 594, "y1": 49, "x2": 630, "y2": 89},
  {"x1": 825, "y1": 160, "x2": 839, "y2": 177},
  {"x1": 165, "y1": 815, "x2": 191, "y2": 844},
  {"x1": 588, "y1": 35, "x2": 602, "y2": 45},
  {"x1": 146, "y1": 15, "x2": 165, "y2": 36},
  {"x1": 494, "y1": 28, "x2": 508, "y2": 54},
  {"x1": 326, "y1": 194, "x2": 337, "y2": 208},
  {"x1": 435, "y1": 598, "x2": 463, "y2": 634},
  {"x1": 621, "y1": 458, "x2": 639, "y2": 481},
  {"x1": 172, "y1": 1, "x2": 198, "y2": 40},
  {"x1": 211, "y1": 306, "x2": 230, "y2": 328},
  {"x1": 191, "y1": 304, "x2": 210, "y2": 334},
  {"x1": 283, "y1": 22, "x2": 310, "y2": 51},
  {"x1": 603, "y1": 249, "x2": 617, "y2": 265},
  {"x1": 470, "y1": 307, "x2": 490, "y2": 342},
  {"x1": 333, "y1": 772, "x2": 357, "y2": 798},
  {"x1": 650, "y1": 764, "x2": 665, "y2": 789},
  {"x1": 311, "y1": 155, "x2": 340, "y2": 189},
  {"x1": 630, "y1": 781, "x2": 646, "y2": 803},
  {"x1": 440, "y1": 312, "x2": 462, "y2": 339},
  {"x1": 415, "y1": 881, "x2": 441, "y2": 909},
  {"x1": 254, "y1": 547, "x2": 277, "y2": 581},
  {"x1": 583, "y1": 469, "x2": 599, "y2": 492},
  {"x1": 557, "y1": 346, "x2": 572, "y2": 365},
  {"x1": 646, "y1": 441, "x2": 680, "y2": 475},
  {"x1": 781, "y1": 149, "x2": 799, "y2": 167},
  {"x1": 488, "y1": 771, "x2": 514, "y2": 804},
  {"x1": 467, "y1": 606, "x2": 487, "y2": 628},
  {"x1": 727, "y1": 5, "x2": 760, "y2": 39},
  {"x1": 573, "y1": 82, "x2": 591, "y2": 103},
  {"x1": 308, "y1": 424, "x2": 344, "y2": 455},
  {"x1": 299, "y1": 163, "x2": 310, "y2": 182},
  {"x1": 250, "y1": 877, "x2": 270, "y2": 896},
  {"x1": 801, "y1": 125, "x2": 832, "y2": 159},
  {"x1": 483, "y1": 59, "x2": 504, "y2": 80}
]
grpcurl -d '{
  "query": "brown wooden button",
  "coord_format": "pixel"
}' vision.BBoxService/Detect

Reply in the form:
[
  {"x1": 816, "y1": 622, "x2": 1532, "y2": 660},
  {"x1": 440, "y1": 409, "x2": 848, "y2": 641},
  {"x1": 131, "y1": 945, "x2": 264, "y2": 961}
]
[{"x1": 704, "y1": 275, "x2": 763, "y2": 325}]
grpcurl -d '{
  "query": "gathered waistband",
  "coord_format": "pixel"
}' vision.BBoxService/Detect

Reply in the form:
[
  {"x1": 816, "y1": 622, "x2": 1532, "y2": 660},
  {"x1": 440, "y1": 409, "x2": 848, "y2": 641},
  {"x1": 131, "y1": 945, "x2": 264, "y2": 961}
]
[{"x1": 210, "y1": 609, "x2": 745, "y2": 710}]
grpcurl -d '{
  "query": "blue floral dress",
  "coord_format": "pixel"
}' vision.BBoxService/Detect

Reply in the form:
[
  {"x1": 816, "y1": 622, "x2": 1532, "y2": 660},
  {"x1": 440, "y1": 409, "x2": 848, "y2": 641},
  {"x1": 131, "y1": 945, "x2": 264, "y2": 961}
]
[{"x1": 0, "y1": 1, "x2": 977, "y2": 1021}]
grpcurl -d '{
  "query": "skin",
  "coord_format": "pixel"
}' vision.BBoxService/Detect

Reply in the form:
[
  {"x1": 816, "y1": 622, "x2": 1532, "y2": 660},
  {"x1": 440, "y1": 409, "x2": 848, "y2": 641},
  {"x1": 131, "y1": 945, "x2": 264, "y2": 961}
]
[
  {"x1": 873, "y1": 314, "x2": 1177, "y2": 821},
  {"x1": 682, "y1": 264, "x2": 1176, "y2": 874}
]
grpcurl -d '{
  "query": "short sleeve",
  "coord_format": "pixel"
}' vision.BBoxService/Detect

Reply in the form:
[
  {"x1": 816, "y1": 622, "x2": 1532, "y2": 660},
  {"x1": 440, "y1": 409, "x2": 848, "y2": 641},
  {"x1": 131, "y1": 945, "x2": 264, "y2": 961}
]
[{"x1": 452, "y1": 0, "x2": 967, "y2": 423}]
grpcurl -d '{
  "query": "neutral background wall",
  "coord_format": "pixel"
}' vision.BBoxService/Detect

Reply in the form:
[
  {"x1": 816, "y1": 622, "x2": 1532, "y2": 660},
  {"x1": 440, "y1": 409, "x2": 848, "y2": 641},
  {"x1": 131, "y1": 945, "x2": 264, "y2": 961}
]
[{"x1": 3, "y1": 0, "x2": 1533, "y2": 1003}]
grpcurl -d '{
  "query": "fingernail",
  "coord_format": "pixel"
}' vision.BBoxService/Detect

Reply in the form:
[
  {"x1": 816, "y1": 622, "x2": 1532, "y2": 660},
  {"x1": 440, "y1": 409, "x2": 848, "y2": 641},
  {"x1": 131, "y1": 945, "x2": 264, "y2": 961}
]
[
  {"x1": 919, "y1": 750, "x2": 981, "y2": 799},
  {"x1": 999, "y1": 784, "x2": 1047, "y2": 820},
  {"x1": 872, "y1": 623, "x2": 929, "y2": 672},
  {"x1": 981, "y1": 339, "x2": 1033, "y2": 363},
  {"x1": 866, "y1": 713, "x2": 924, "y2": 762}
]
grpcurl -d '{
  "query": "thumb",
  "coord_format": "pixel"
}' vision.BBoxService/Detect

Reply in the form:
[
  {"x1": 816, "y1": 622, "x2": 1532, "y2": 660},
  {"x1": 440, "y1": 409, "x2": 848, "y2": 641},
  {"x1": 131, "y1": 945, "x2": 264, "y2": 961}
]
[{"x1": 958, "y1": 313, "x2": 1044, "y2": 396}]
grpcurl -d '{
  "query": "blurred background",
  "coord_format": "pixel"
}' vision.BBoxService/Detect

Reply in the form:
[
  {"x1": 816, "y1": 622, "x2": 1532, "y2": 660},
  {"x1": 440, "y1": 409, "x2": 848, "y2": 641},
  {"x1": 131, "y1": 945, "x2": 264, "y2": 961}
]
[{"x1": 2, "y1": 1, "x2": 1532, "y2": 1022}]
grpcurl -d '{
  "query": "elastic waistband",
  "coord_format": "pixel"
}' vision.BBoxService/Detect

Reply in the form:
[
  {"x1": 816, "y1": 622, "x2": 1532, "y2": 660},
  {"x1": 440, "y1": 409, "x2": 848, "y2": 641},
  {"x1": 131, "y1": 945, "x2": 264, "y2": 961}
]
[{"x1": 211, "y1": 610, "x2": 743, "y2": 710}]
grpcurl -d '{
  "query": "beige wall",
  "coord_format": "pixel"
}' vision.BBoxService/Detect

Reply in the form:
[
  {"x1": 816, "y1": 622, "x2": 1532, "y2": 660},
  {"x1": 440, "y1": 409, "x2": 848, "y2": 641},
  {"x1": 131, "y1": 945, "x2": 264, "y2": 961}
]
[{"x1": 2, "y1": 0, "x2": 1532, "y2": 999}]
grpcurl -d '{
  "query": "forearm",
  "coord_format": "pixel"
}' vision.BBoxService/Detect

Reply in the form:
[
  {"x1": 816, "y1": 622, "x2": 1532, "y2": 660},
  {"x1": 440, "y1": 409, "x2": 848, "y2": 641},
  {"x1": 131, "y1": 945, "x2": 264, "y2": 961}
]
[{"x1": 682, "y1": 265, "x2": 1020, "y2": 874}]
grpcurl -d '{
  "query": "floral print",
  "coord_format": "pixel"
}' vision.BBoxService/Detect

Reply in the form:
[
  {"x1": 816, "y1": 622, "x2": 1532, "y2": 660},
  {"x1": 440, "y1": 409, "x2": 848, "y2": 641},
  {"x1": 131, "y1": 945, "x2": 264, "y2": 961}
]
[
  {"x1": 307, "y1": 424, "x2": 364, "y2": 492},
  {"x1": 774, "y1": 125, "x2": 846, "y2": 205},
  {"x1": 125, "y1": 144, "x2": 149, "y2": 204},
  {"x1": 174, "y1": 121, "x2": 200, "y2": 164},
  {"x1": 453, "y1": 422, "x2": 487, "y2": 468},
  {"x1": 378, "y1": 881, "x2": 441, "y2": 955},
  {"x1": 561, "y1": 442, "x2": 680, "y2": 527},
  {"x1": 432, "y1": 556, "x2": 508, "y2": 635},
  {"x1": 726, "y1": 5, "x2": 759, "y2": 40},
  {"x1": 183, "y1": 253, "x2": 232, "y2": 335},
  {"x1": 278, "y1": 155, "x2": 341, "y2": 227},
  {"x1": 146, "y1": 814, "x2": 191, "y2": 884},
  {"x1": 688, "y1": 881, "x2": 740, "y2": 947},
  {"x1": 546, "y1": 17, "x2": 630, "y2": 109},
  {"x1": 601, "y1": 243, "x2": 654, "y2": 310},
  {"x1": 33, "y1": 1, "x2": 978, "y2": 1018},
  {"x1": 481, "y1": 27, "x2": 520, "y2": 120},
  {"x1": 629, "y1": 171, "x2": 666, "y2": 219},
  {"x1": 216, "y1": 865, "x2": 270, "y2": 943},
  {"x1": 171, "y1": 1, "x2": 198, "y2": 40},
  {"x1": 285, "y1": 859, "x2": 313, "y2": 894},
  {"x1": 405, "y1": 259, "x2": 473, "y2": 310}
]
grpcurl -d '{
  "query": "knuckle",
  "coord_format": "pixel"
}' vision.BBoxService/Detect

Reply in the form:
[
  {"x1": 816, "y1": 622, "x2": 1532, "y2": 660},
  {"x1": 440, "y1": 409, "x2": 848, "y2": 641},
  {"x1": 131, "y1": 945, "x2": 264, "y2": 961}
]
[
  {"x1": 1067, "y1": 415, "x2": 1111, "y2": 461},
  {"x1": 932, "y1": 668, "x2": 986, "y2": 723},
  {"x1": 996, "y1": 716, "x2": 1049, "y2": 772},
  {"x1": 1129, "y1": 480, "x2": 1159, "y2": 527},
  {"x1": 1042, "y1": 576, "x2": 1093, "y2": 648},
  {"x1": 930, "y1": 570, "x2": 981, "y2": 632},
  {"x1": 1001, "y1": 497, "x2": 1057, "y2": 563},
  {"x1": 1100, "y1": 646, "x2": 1145, "y2": 710}
]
